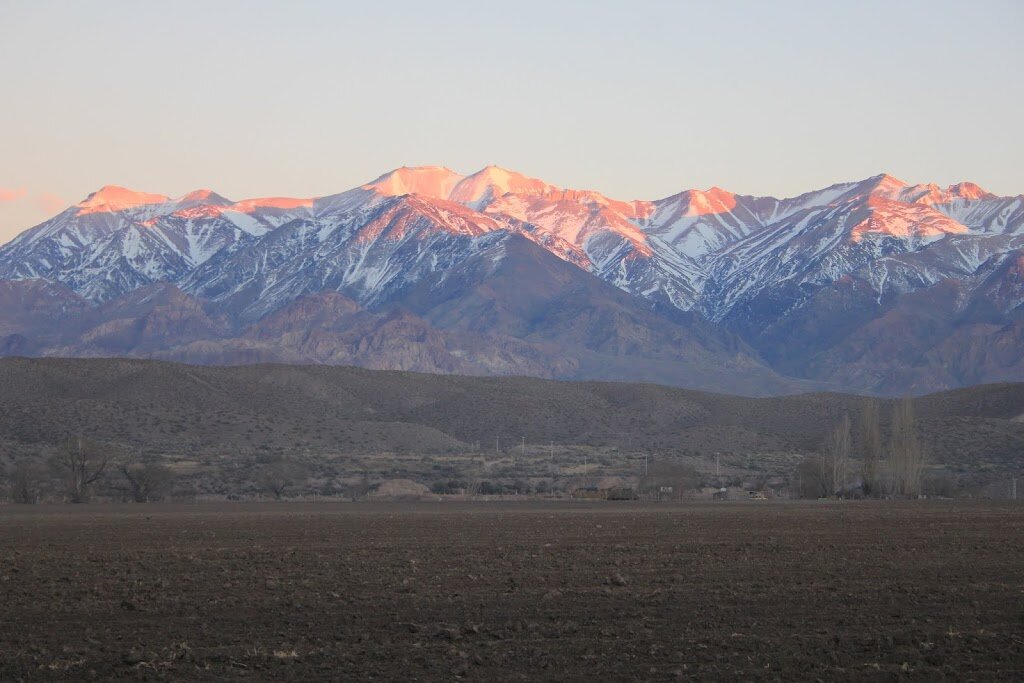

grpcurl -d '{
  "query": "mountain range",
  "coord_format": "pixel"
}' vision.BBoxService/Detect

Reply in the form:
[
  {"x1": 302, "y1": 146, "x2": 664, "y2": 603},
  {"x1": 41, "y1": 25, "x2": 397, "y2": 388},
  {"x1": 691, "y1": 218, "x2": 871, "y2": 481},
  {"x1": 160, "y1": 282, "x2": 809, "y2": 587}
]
[{"x1": 1, "y1": 166, "x2": 1022, "y2": 396}]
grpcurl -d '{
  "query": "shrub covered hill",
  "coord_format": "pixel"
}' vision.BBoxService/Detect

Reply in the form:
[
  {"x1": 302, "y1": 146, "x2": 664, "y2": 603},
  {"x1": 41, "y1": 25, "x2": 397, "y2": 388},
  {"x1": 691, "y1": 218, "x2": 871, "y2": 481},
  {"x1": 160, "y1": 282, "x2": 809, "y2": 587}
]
[{"x1": 0, "y1": 357, "x2": 1022, "y2": 481}]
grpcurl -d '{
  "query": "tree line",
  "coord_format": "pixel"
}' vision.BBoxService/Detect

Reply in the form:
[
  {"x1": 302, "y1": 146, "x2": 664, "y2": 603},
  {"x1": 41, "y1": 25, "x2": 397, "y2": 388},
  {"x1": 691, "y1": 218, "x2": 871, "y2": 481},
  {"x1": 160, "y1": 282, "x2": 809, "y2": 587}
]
[
  {"x1": 1, "y1": 398, "x2": 938, "y2": 503},
  {"x1": 798, "y1": 396, "x2": 928, "y2": 498},
  {"x1": 4, "y1": 437, "x2": 175, "y2": 504}
]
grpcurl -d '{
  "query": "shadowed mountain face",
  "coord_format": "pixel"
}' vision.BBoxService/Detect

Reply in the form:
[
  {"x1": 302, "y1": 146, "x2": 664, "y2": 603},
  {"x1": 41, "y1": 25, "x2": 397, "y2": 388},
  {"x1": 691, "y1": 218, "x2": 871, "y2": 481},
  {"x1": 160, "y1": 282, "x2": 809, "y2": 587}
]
[
  {"x1": 1, "y1": 168, "x2": 1022, "y2": 395},
  {"x1": 0, "y1": 238, "x2": 805, "y2": 395}
]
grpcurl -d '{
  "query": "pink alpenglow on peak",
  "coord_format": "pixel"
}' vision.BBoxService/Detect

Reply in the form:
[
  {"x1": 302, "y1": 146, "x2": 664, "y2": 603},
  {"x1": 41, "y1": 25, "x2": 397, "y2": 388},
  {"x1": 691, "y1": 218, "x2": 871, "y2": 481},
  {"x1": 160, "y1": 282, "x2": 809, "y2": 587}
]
[
  {"x1": 944, "y1": 182, "x2": 993, "y2": 201},
  {"x1": 871, "y1": 173, "x2": 909, "y2": 192},
  {"x1": 678, "y1": 187, "x2": 738, "y2": 216},
  {"x1": 76, "y1": 186, "x2": 170, "y2": 215},
  {"x1": 228, "y1": 197, "x2": 315, "y2": 212},
  {"x1": 363, "y1": 166, "x2": 465, "y2": 201},
  {"x1": 864, "y1": 175, "x2": 995, "y2": 206},
  {"x1": 71, "y1": 184, "x2": 314, "y2": 219},
  {"x1": 448, "y1": 166, "x2": 557, "y2": 208},
  {"x1": 176, "y1": 189, "x2": 232, "y2": 205},
  {"x1": 180, "y1": 189, "x2": 217, "y2": 202},
  {"x1": 849, "y1": 196, "x2": 968, "y2": 242}
]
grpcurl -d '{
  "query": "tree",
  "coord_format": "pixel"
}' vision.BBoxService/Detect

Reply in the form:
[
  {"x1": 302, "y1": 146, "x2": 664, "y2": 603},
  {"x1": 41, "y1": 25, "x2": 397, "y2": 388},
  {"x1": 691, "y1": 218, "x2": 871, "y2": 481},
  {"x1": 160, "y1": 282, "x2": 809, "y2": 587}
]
[
  {"x1": 478, "y1": 480, "x2": 505, "y2": 495},
  {"x1": 822, "y1": 413, "x2": 851, "y2": 496},
  {"x1": 118, "y1": 459, "x2": 174, "y2": 502},
  {"x1": 430, "y1": 479, "x2": 467, "y2": 495},
  {"x1": 346, "y1": 471, "x2": 372, "y2": 501},
  {"x1": 8, "y1": 459, "x2": 46, "y2": 504},
  {"x1": 511, "y1": 479, "x2": 532, "y2": 495},
  {"x1": 258, "y1": 459, "x2": 307, "y2": 499},
  {"x1": 890, "y1": 397, "x2": 926, "y2": 497},
  {"x1": 795, "y1": 455, "x2": 829, "y2": 498},
  {"x1": 50, "y1": 437, "x2": 111, "y2": 503},
  {"x1": 860, "y1": 398, "x2": 883, "y2": 497}
]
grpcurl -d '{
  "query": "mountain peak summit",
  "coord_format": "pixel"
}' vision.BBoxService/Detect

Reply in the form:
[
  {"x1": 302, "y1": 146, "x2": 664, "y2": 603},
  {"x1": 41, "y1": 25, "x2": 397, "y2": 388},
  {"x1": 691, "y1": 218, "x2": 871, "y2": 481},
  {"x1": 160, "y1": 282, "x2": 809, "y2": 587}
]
[
  {"x1": 177, "y1": 189, "x2": 231, "y2": 204},
  {"x1": 868, "y1": 173, "x2": 909, "y2": 192},
  {"x1": 363, "y1": 166, "x2": 464, "y2": 200},
  {"x1": 449, "y1": 166, "x2": 556, "y2": 209},
  {"x1": 945, "y1": 181, "x2": 993, "y2": 201},
  {"x1": 76, "y1": 186, "x2": 170, "y2": 215}
]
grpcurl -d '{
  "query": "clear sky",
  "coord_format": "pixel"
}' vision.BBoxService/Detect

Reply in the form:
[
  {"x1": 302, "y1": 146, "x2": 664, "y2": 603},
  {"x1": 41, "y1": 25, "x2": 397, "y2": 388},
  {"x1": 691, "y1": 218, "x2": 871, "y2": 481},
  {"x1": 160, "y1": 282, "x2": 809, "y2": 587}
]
[{"x1": 1, "y1": 0, "x2": 1021, "y2": 243}]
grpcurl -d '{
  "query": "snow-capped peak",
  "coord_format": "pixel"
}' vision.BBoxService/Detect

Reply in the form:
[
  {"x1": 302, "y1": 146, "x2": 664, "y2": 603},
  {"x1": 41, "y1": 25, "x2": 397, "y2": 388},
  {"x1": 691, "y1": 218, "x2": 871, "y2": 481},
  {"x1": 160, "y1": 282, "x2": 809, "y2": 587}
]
[
  {"x1": 175, "y1": 189, "x2": 233, "y2": 206},
  {"x1": 363, "y1": 166, "x2": 465, "y2": 201},
  {"x1": 227, "y1": 196, "x2": 315, "y2": 212},
  {"x1": 859, "y1": 174, "x2": 995, "y2": 206},
  {"x1": 864, "y1": 173, "x2": 909, "y2": 196},
  {"x1": 448, "y1": 166, "x2": 557, "y2": 209},
  {"x1": 944, "y1": 181, "x2": 994, "y2": 201},
  {"x1": 76, "y1": 185, "x2": 170, "y2": 215},
  {"x1": 676, "y1": 187, "x2": 738, "y2": 217},
  {"x1": 4, "y1": 168, "x2": 1020, "y2": 327}
]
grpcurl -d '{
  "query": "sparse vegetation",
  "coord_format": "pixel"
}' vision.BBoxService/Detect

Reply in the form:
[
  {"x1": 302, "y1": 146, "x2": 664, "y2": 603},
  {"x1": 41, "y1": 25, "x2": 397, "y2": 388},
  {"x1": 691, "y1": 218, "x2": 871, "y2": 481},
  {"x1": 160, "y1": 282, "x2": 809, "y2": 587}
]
[
  {"x1": 117, "y1": 458, "x2": 174, "y2": 503},
  {"x1": 257, "y1": 459, "x2": 308, "y2": 499},
  {"x1": 7, "y1": 459, "x2": 45, "y2": 504},
  {"x1": 49, "y1": 437, "x2": 111, "y2": 503},
  {"x1": 0, "y1": 360, "x2": 1019, "y2": 502}
]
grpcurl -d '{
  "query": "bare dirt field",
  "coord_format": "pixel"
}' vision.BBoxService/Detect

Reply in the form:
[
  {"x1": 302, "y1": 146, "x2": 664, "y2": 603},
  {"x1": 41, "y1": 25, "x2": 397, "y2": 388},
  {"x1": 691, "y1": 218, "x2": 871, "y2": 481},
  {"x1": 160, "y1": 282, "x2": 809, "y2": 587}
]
[{"x1": 1, "y1": 501, "x2": 1022, "y2": 681}]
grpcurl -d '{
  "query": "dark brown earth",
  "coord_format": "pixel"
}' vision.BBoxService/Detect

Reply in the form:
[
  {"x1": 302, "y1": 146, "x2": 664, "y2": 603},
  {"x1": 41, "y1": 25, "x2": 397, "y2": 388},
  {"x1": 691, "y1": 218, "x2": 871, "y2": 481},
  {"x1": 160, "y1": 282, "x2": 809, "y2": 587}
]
[{"x1": 1, "y1": 501, "x2": 1023, "y2": 681}]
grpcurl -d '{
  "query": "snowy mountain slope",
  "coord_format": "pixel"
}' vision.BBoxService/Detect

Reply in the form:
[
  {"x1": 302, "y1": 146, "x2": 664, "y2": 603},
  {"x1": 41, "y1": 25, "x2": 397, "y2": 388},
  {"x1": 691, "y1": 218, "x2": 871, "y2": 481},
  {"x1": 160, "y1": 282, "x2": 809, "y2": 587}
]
[
  {"x1": 0, "y1": 186, "x2": 315, "y2": 301},
  {"x1": 180, "y1": 194, "x2": 517, "y2": 320},
  {"x1": 412, "y1": 166, "x2": 711, "y2": 310},
  {"x1": 699, "y1": 176, "x2": 1024, "y2": 320},
  {"x1": 9, "y1": 168, "x2": 1019, "y2": 321},
  {"x1": 2, "y1": 167, "x2": 1023, "y2": 394}
]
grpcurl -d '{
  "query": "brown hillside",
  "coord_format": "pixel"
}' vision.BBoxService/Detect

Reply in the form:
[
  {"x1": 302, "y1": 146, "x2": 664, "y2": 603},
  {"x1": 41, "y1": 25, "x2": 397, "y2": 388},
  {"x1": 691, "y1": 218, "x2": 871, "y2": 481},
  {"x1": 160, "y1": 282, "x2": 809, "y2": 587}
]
[{"x1": 0, "y1": 358, "x2": 1022, "y2": 474}]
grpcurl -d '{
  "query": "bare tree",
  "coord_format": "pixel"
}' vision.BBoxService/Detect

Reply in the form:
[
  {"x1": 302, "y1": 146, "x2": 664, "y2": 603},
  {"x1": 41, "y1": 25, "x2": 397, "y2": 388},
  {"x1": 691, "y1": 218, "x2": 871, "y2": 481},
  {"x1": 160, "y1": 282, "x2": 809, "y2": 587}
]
[
  {"x1": 8, "y1": 459, "x2": 46, "y2": 504},
  {"x1": 795, "y1": 455, "x2": 830, "y2": 498},
  {"x1": 822, "y1": 413, "x2": 851, "y2": 496},
  {"x1": 50, "y1": 437, "x2": 111, "y2": 503},
  {"x1": 860, "y1": 399, "x2": 883, "y2": 497},
  {"x1": 890, "y1": 397, "x2": 925, "y2": 497},
  {"x1": 118, "y1": 458, "x2": 174, "y2": 502},
  {"x1": 258, "y1": 459, "x2": 307, "y2": 499}
]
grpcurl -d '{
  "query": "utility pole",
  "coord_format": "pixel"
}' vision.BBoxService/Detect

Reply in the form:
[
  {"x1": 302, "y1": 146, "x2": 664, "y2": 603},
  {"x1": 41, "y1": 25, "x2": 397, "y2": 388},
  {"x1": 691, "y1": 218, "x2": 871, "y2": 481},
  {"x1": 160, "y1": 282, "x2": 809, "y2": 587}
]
[
  {"x1": 1013, "y1": 477, "x2": 1018, "y2": 501},
  {"x1": 522, "y1": 437, "x2": 526, "y2": 458},
  {"x1": 495, "y1": 436, "x2": 499, "y2": 455},
  {"x1": 643, "y1": 454, "x2": 648, "y2": 476},
  {"x1": 716, "y1": 452, "x2": 720, "y2": 477}
]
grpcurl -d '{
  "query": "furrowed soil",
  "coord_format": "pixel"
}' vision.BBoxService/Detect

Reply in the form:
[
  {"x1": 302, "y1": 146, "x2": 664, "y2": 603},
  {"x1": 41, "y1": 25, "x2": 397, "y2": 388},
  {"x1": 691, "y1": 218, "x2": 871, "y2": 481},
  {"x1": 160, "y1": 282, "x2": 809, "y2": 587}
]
[{"x1": 1, "y1": 502, "x2": 1022, "y2": 681}]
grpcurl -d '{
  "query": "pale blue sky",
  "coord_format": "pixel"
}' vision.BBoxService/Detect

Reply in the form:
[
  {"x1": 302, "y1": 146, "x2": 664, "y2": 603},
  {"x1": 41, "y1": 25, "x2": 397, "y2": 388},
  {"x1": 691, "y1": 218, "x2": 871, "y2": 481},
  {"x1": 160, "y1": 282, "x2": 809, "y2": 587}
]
[{"x1": 0, "y1": 0, "x2": 1021, "y2": 242}]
